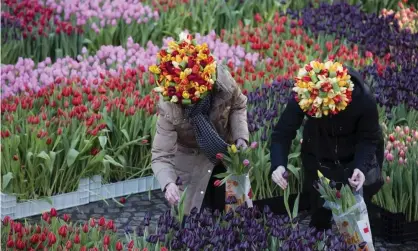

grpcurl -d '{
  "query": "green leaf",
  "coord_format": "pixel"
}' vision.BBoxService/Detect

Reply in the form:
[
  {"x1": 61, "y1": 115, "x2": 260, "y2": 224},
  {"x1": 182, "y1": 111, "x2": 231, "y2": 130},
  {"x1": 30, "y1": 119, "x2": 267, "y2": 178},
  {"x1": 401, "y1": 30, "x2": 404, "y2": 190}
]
[
  {"x1": 99, "y1": 136, "x2": 107, "y2": 149},
  {"x1": 2, "y1": 172, "x2": 14, "y2": 190},
  {"x1": 292, "y1": 193, "x2": 300, "y2": 219},
  {"x1": 287, "y1": 164, "x2": 301, "y2": 180},
  {"x1": 213, "y1": 172, "x2": 229, "y2": 179},
  {"x1": 121, "y1": 129, "x2": 130, "y2": 141},
  {"x1": 37, "y1": 151, "x2": 50, "y2": 160},
  {"x1": 288, "y1": 152, "x2": 301, "y2": 159},
  {"x1": 66, "y1": 149, "x2": 79, "y2": 167},
  {"x1": 104, "y1": 155, "x2": 123, "y2": 167}
]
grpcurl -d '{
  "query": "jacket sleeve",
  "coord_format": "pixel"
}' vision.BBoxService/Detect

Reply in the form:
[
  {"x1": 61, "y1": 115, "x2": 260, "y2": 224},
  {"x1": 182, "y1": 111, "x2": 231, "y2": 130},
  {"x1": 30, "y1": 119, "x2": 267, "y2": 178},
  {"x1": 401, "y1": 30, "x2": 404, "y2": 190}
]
[
  {"x1": 354, "y1": 91, "x2": 382, "y2": 174},
  {"x1": 270, "y1": 97, "x2": 305, "y2": 173},
  {"x1": 230, "y1": 84, "x2": 249, "y2": 143},
  {"x1": 151, "y1": 104, "x2": 178, "y2": 192}
]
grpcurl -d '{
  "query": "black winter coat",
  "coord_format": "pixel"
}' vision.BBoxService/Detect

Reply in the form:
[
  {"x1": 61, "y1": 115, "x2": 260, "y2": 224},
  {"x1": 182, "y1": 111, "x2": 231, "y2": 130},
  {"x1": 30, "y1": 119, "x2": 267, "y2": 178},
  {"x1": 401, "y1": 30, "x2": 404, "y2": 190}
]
[{"x1": 270, "y1": 68, "x2": 384, "y2": 176}]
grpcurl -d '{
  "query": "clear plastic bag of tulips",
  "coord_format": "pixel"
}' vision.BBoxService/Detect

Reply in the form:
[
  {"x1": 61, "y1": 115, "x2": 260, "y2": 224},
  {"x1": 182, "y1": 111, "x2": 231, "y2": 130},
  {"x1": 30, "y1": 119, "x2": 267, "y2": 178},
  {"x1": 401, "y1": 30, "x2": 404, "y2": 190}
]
[{"x1": 314, "y1": 171, "x2": 375, "y2": 251}]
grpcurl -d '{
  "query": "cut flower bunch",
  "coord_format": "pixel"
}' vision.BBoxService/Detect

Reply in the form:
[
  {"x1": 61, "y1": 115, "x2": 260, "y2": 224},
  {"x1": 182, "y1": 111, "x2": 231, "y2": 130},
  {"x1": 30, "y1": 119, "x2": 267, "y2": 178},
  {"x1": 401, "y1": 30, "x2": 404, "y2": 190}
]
[
  {"x1": 149, "y1": 32, "x2": 217, "y2": 105},
  {"x1": 314, "y1": 171, "x2": 375, "y2": 250}
]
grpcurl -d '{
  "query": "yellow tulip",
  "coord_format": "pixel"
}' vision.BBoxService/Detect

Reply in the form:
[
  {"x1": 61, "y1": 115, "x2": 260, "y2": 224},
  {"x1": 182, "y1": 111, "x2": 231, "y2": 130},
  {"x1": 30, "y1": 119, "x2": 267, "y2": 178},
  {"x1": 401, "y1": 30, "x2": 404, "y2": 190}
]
[
  {"x1": 182, "y1": 91, "x2": 190, "y2": 99},
  {"x1": 198, "y1": 51, "x2": 207, "y2": 60},
  {"x1": 149, "y1": 65, "x2": 161, "y2": 74},
  {"x1": 317, "y1": 170, "x2": 330, "y2": 184},
  {"x1": 199, "y1": 85, "x2": 208, "y2": 93},
  {"x1": 230, "y1": 144, "x2": 238, "y2": 153}
]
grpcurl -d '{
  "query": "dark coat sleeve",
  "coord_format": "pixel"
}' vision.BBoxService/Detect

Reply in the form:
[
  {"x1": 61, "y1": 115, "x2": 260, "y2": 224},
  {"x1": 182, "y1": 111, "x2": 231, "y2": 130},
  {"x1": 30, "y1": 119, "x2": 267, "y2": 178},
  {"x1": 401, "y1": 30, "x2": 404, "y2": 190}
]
[
  {"x1": 270, "y1": 97, "x2": 305, "y2": 174},
  {"x1": 353, "y1": 88, "x2": 383, "y2": 174}
]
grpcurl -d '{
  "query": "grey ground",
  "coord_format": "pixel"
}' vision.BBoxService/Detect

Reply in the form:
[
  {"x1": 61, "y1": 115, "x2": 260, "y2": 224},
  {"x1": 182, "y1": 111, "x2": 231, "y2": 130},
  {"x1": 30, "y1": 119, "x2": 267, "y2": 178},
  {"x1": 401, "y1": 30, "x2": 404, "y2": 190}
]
[{"x1": 27, "y1": 190, "x2": 417, "y2": 250}]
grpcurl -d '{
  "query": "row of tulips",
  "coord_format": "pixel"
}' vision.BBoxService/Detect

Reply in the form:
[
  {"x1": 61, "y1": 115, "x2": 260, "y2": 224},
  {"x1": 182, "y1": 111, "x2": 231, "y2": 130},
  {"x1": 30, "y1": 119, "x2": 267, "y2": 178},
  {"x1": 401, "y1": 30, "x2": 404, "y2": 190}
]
[
  {"x1": 1, "y1": 34, "x2": 259, "y2": 99},
  {"x1": 1, "y1": 68, "x2": 158, "y2": 201},
  {"x1": 1, "y1": 205, "x2": 357, "y2": 251},
  {"x1": 1, "y1": 0, "x2": 408, "y2": 64},
  {"x1": 373, "y1": 125, "x2": 418, "y2": 222}
]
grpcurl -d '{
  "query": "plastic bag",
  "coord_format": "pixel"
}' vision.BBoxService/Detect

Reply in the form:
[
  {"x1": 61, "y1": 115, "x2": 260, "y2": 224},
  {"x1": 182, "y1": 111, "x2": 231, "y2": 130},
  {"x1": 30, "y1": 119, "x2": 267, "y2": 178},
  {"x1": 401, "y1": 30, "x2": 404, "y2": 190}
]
[
  {"x1": 324, "y1": 194, "x2": 375, "y2": 251},
  {"x1": 225, "y1": 174, "x2": 253, "y2": 212}
]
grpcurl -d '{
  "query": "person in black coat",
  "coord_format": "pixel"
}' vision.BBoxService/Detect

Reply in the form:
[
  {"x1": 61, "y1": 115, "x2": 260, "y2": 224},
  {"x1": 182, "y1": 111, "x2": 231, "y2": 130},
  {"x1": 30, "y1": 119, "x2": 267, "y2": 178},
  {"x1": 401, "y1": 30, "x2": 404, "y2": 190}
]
[{"x1": 270, "y1": 66, "x2": 384, "y2": 230}]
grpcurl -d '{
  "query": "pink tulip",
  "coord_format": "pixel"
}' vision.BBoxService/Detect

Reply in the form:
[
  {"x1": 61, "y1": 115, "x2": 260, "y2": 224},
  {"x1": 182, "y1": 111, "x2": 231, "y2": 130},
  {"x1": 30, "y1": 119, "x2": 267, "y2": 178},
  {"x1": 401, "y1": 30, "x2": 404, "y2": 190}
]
[
  {"x1": 386, "y1": 153, "x2": 394, "y2": 162},
  {"x1": 399, "y1": 157, "x2": 404, "y2": 165}
]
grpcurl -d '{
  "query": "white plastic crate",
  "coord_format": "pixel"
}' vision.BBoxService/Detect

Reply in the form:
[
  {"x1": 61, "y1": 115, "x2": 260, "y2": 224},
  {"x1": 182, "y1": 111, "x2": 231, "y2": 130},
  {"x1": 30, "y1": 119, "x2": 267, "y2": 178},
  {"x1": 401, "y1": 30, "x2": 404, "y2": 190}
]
[
  {"x1": 89, "y1": 175, "x2": 159, "y2": 202},
  {"x1": 0, "y1": 178, "x2": 90, "y2": 219},
  {"x1": 0, "y1": 175, "x2": 160, "y2": 219}
]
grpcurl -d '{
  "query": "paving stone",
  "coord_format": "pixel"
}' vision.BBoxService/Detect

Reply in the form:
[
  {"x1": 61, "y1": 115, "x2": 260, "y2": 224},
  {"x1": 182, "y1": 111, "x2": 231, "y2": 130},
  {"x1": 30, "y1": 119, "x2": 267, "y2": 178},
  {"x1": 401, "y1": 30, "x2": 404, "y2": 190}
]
[{"x1": 93, "y1": 207, "x2": 105, "y2": 214}]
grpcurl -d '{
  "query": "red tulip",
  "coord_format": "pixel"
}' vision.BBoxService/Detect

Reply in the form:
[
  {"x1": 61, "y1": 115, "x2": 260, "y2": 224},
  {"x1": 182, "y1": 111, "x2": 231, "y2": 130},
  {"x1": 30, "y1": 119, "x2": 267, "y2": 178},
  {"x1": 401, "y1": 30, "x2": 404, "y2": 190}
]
[
  {"x1": 58, "y1": 225, "x2": 67, "y2": 237},
  {"x1": 2, "y1": 215, "x2": 11, "y2": 226},
  {"x1": 48, "y1": 232, "x2": 57, "y2": 246},
  {"x1": 63, "y1": 214, "x2": 71, "y2": 222},
  {"x1": 99, "y1": 217, "x2": 106, "y2": 226},
  {"x1": 119, "y1": 197, "x2": 126, "y2": 204},
  {"x1": 336, "y1": 190, "x2": 341, "y2": 199},
  {"x1": 66, "y1": 240, "x2": 72, "y2": 249},
  {"x1": 82, "y1": 223, "x2": 89, "y2": 233},
  {"x1": 80, "y1": 246, "x2": 87, "y2": 251},
  {"x1": 13, "y1": 154, "x2": 19, "y2": 161},
  {"x1": 89, "y1": 218, "x2": 96, "y2": 227},
  {"x1": 213, "y1": 180, "x2": 222, "y2": 187},
  {"x1": 128, "y1": 240, "x2": 134, "y2": 248},
  {"x1": 216, "y1": 153, "x2": 223, "y2": 160},
  {"x1": 116, "y1": 241, "x2": 123, "y2": 251},
  {"x1": 103, "y1": 235, "x2": 110, "y2": 246},
  {"x1": 389, "y1": 134, "x2": 395, "y2": 142},
  {"x1": 16, "y1": 239, "x2": 25, "y2": 249},
  {"x1": 46, "y1": 138, "x2": 52, "y2": 145},
  {"x1": 30, "y1": 234, "x2": 39, "y2": 244},
  {"x1": 106, "y1": 220, "x2": 114, "y2": 230},
  {"x1": 50, "y1": 208, "x2": 57, "y2": 217},
  {"x1": 6, "y1": 239, "x2": 14, "y2": 248},
  {"x1": 74, "y1": 234, "x2": 80, "y2": 244}
]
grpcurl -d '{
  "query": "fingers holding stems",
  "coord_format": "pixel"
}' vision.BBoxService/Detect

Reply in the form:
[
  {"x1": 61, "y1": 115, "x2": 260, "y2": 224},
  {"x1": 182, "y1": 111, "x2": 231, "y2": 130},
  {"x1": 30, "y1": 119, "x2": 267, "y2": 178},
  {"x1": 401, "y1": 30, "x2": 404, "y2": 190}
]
[{"x1": 272, "y1": 166, "x2": 288, "y2": 190}]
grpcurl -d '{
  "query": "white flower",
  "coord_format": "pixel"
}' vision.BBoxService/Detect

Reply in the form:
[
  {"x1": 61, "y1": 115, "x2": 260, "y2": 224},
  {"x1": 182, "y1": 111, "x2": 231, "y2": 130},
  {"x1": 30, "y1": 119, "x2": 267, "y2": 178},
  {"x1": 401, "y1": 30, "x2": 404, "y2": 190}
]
[
  {"x1": 179, "y1": 31, "x2": 190, "y2": 43},
  {"x1": 170, "y1": 96, "x2": 179, "y2": 103},
  {"x1": 154, "y1": 86, "x2": 164, "y2": 93},
  {"x1": 324, "y1": 60, "x2": 333, "y2": 69},
  {"x1": 297, "y1": 67, "x2": 308, "y2": 77},
  {"x1": 172, "y1": 61, "x2": 180, "y2": 69},
  {"x1": 313, "y1": 96, "x2": 323, "y2": 106}
]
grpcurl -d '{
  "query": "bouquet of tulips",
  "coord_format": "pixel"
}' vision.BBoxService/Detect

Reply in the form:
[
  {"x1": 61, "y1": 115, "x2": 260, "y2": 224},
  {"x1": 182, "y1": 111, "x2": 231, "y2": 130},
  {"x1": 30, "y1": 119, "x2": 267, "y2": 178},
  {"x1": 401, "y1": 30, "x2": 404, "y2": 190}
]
[
  {"x1": 214, "y1": 143, "x2": 255, "y2": 211},
  {"x1": 315, "y1": 170, "x2": 375, "y2": 251}
]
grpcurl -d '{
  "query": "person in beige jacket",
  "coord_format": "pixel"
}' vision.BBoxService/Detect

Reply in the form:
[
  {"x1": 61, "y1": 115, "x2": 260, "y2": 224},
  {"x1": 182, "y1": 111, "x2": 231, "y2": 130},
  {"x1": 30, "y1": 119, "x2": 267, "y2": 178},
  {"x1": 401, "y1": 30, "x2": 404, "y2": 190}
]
[{"x1": 151, "y1": 64, "x2": 249, "y2": 215}]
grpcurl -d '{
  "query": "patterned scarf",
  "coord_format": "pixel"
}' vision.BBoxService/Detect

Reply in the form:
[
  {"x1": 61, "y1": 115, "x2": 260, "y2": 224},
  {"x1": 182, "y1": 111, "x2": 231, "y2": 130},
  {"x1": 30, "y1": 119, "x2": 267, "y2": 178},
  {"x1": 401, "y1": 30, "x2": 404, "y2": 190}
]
[{"x1": 184, "y1": 93, "x2": 229, "y2": 164}]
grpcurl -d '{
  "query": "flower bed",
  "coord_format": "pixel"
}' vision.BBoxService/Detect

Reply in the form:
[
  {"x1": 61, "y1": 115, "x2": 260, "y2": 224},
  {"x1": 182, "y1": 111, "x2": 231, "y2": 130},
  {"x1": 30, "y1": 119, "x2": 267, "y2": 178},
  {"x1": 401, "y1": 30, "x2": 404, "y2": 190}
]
[{"x1": 1, "y1": 205, "x2": 358, "y2": 250}]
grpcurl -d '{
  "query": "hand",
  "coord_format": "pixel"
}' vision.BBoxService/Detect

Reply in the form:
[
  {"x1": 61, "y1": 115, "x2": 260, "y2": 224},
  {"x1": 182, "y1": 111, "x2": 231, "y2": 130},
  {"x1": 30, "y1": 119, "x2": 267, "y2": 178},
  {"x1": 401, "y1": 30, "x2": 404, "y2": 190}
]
[
  {"x1": 236, "y1": 138, "x2": 248, "y2": 149},
  {"x1": 348, "y1": 168, "x2": 365, "y2": 191},
  {"x1": 272, "y1": 166, "x2": 288, "y2": 190},
  {"x1": 164, "y1": 183, "x2": 180, "y2": 205}
]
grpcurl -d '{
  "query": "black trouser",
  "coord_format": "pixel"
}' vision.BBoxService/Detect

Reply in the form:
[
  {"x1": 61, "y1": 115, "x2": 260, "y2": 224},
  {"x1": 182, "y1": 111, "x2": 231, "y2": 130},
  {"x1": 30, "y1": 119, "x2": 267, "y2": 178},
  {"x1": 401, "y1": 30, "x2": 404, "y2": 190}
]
[{"x1": 201, "y1": 164, "x2": 226, "y2": 213}]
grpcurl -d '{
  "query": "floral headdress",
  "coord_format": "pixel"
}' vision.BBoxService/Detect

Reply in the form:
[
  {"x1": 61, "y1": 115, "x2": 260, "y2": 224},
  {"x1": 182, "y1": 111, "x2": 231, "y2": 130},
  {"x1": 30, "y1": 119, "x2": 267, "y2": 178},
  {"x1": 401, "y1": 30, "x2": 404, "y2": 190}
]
[
  {"x1": 293, "y1": 60, "x2": 354, "y2": 118},
  {"x1": 149, "y1": 32, "x2": 217, "y2": 105}
]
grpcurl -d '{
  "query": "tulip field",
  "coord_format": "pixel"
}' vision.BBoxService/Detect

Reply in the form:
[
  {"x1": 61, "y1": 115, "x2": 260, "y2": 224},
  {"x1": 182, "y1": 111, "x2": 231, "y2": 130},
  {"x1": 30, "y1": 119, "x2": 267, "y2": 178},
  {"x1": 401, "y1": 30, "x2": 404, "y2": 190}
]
[{"x1": 1, "y1": 0, "x2": 418, "y2": 250}]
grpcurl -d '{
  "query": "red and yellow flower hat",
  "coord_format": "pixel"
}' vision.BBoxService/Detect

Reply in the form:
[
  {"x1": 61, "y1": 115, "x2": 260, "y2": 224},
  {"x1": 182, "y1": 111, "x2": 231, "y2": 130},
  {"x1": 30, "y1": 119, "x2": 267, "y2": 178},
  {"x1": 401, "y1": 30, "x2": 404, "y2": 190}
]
[
  {"x1": 149, "y1": 32, "x2": 217, "y2": 105},
  {"x1": 293, "y1": 60, "x2": 354, "y2": 118}
]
